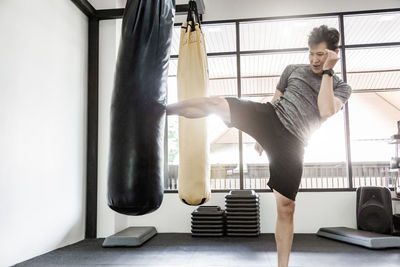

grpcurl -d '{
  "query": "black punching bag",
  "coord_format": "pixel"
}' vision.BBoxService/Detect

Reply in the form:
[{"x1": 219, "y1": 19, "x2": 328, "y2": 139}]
[{"x1": 107, "y1": 0, "x2": 175, "y2": 215}]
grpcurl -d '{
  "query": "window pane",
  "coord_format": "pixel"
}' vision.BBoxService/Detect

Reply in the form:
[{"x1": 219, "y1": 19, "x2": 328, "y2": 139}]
[
  {"x1": 240, "y1": 17, "x2": 339, "y2": 51},
  {"x1": 208, "y1": 55, "x2": 237, "y2": 78},
  {"x1": 241, "y1": 52, "x2": 308, "y2": 96},
  {"x1": 209, "y1": 116, "x2": 240, "y2": 190},
  {"x1": 240, "y1": 96, "x2": 273, "y2": 190},
  {"x1": 202, "y1": 23, "x2": 236, "y2": 53},
  {"x1": 167, "y1": 76, "x2": 179, "y2": 190},
  {"x1": 345, "y1": 47, "x2": 400, "y2": 92},
  {"x1": 241, "y1": 52, "x2": 308, "y2": 77},
  {"x1": 344, "y1": 12, "x2": 400, "y2": 45},
  {"x1": 347, "y1": 70, "x2": 400, "y2": 91},
  {"x1": 208, "y1": 55, "x2": 238, "y2": 96},
  {"x1": 241, "y1": 76, "x2": 280, "y2": 96},
  {"x1": 348, "y1": 92, "x2": 399, "y2": 188},
  {"x1": 240, "y1": 51, "x2": 343, "y2": 96},
  {"x1": 345, "y1": 47, "x2": 400, "y2": 72},
  {"x1": 170, "y1": 26, "x2": 181, "y2": 56},
  {"x1": 208, "y1": 56, "x2": 239, "y2": 189},
  {"x1": 241, "y1": 51, "x2": 341, "y2": 77},
  {"x1": 346, "y1": 46, "x2": 399, "y2": 188},
  {"x1": 170, "y1": 23, "x2": 236, "y2": 56},
  {"x1": 209, "y1": 78, "x2": 237, "y2": 97},
  {"x1": 168, "y1": 58, "x2": 177, "y2": 77},
  {"x1": 302, "y1": 110, "x2": 348, "y2": 189}
]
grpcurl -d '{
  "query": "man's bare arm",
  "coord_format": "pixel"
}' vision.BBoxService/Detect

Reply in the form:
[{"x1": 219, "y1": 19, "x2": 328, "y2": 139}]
[
  {"x1": 318, "y1": 75, "x2": 343, "y2": 119},
  {"x1": 318, "y1": 48, "x2": 342, "y2": 119}
]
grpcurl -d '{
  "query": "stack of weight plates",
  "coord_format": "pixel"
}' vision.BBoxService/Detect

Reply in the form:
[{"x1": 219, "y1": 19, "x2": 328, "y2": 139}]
[
  {"x1": 191, "y1": 206, "x2": 225, "y2": 237},
  {"x1": 225, "y1": 190, "x2": 260, "y2": 236}
]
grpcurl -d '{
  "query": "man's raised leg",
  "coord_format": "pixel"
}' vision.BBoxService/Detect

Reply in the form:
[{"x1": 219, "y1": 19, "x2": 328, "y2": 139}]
[{"x1": 166, "y1": 96, "x2": 230, "y2": 123}]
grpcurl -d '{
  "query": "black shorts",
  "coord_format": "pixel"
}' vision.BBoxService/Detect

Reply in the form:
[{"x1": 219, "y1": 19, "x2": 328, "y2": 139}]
[{"x1": 224, "y1": 97, "x2": 305, "y2": 201}]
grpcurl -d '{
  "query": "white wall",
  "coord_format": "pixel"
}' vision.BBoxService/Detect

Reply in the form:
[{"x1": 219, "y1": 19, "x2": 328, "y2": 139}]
[
  {"x1": 0, "y1": 0, "x2": 88, "y2": 266},
  {"x1": 97, "y1": 0, "x2": 400, "y2": 237},
  {"x1": 125, "y1": 192, "x2": 359, "y2": 233}
]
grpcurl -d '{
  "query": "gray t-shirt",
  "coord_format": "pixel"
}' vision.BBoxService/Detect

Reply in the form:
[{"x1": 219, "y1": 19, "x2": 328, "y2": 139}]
[{"x1": 271, "y1": 64, "x2": 352, "y2": 147}]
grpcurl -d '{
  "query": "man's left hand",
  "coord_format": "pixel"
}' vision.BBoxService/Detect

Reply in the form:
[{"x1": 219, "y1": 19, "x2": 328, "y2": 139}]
[{"x1": 323, "y1": 49, "x2": 340, "y2": 70}]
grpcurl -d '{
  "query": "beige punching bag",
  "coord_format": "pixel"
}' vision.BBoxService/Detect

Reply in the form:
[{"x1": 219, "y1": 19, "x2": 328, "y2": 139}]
[{"x1": 177, "y1": 20, "x2": 211, "y2": 205}]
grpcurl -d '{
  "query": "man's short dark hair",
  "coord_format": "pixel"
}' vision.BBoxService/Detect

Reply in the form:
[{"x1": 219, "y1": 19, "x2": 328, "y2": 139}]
[{"x1": 308, "y1": 25, "x2": 340, "y2": 50}]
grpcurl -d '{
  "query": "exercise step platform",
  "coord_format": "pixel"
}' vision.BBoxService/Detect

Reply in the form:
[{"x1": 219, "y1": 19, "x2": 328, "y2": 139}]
[
  {"x1": 226, "y1": 190, "x2": 259, "y2": 199},
  {"x1": 191, "y1": 206, "x2": 224, "y2": 218},
  {"x1": 102, "y1": 226, "x2": 157, "y2": 247},
  {"x1": 191, "y1": 206, "x2": 225, "y2": 237},
  {"x1": 225, "y1": 190, "x2": 260, "y2": 236},
  {"x1": 317, "y1": 226, "x2": 400, "y2": 249}
]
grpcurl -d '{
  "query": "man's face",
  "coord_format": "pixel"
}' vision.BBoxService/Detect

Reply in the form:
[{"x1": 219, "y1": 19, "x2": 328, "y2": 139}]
[{"x1": 309, "y1": 42, "x2": 328, "y2": 75}]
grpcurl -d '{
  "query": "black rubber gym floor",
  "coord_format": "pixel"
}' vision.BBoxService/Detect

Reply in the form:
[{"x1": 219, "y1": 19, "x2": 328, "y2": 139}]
[{"x1": 15, "y1": 233, "x2": 400, "y2": 267}]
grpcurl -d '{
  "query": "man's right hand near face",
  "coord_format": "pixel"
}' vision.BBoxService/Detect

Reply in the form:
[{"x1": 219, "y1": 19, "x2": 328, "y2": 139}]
[{"x1": 254, "y1": 142, "x2": 263, "y2": 156}]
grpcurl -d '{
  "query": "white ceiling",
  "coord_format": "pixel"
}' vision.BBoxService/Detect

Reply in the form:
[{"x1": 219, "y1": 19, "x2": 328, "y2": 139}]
[
  {"x1": 87, "y1": 0, "x2": 190, "y2": 10},
  {"x1": 87, "y1": 0, "x2": 125, "y2": 9}
]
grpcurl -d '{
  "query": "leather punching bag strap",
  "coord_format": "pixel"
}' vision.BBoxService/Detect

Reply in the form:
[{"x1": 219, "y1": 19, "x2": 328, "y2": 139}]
[{"x1": 186, "y1": 0, "x2": 201, "y2": 31}]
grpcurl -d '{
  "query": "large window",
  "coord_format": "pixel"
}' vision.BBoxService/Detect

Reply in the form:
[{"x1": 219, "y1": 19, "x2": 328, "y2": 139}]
[
  {"x1": 344, "y1": 38, "x2": 400, "y2": 188},
  {"x1": 166, "y1": 10, "x2": 400, "y2": 192}
]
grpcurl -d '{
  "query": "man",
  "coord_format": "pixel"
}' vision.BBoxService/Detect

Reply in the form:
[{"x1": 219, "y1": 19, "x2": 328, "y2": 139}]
[{"x1": 167, "y1": 25, "x2": 352, "y2": 267}]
